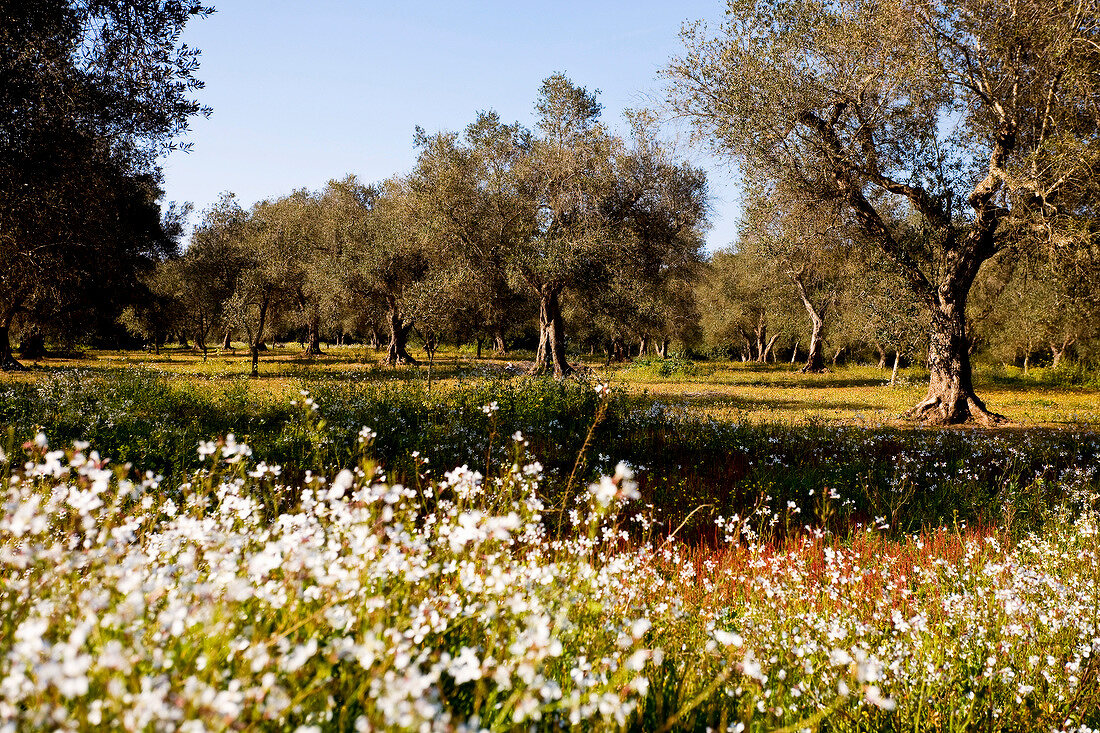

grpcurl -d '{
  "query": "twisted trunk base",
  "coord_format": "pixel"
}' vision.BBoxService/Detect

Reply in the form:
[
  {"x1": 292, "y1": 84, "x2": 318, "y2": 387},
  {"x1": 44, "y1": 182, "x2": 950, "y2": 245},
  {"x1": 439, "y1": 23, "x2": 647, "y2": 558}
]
[
  {"x1": 530, "y1": 289, "x2": 572, "y2": 378},
  {"x1": 800, "y1": 322, "x2": 826, "y2": 373},
  {"x1": 302, "y1": 320, "x2": 323, "y2": 357},
  {"x1": 906, "y1": 380, "x2": 1006, "y2": 426},
  {"x1": 387, "y1": 309, "x2": 418, "y2": 365},
  {"x1": 907, "y1": 297, "x2": 1006, "y2": 426}
]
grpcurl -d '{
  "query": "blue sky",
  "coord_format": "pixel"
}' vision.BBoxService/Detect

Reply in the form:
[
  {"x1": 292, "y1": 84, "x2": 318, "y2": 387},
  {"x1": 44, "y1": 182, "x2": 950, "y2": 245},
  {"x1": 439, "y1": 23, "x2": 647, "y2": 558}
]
[{"x1": 161, "y1": 1, "x2": 741, "y2": 251}]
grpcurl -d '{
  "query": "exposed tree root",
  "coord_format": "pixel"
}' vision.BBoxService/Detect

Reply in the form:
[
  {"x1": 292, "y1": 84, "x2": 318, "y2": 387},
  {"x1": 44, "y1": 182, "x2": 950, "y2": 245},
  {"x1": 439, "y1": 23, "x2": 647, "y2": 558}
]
[
  {"x1": 0, "y1": 355, "x2": 26, "y2": 372},
  {"x1": 905, "y1": 393, "x2": 1009, "y2": 426},
  {"x1": 527, "y1": 360, "x2": 573, "y2": 378},
  {"x1": 387, "y1": 353, "x2": 419, "y2": 366}
]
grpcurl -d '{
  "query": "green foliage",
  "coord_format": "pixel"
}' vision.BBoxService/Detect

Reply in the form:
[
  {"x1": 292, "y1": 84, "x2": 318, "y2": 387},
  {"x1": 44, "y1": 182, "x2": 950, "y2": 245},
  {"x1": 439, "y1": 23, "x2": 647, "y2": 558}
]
[
  {"x1": 2, "y1": 370, "x2": 1099, "y2": 541},
  {"x1": 987, "y1": 362, "x2": 1100, "y2": 389},
  {"x1": 0, "y1": 0, "x2": 212, "y2": 366}
]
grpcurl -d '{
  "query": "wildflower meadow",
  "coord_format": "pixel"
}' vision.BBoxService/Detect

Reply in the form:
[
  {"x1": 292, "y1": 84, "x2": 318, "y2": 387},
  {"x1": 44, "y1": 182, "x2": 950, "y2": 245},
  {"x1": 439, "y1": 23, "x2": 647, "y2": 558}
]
[{"x1": 3, "y1": 364, "x2": 1100, "y2": 731}]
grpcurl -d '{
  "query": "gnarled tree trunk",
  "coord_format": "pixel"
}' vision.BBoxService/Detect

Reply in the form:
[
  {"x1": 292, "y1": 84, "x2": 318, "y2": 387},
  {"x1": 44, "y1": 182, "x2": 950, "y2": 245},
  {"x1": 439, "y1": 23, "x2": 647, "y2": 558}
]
[
  {"x1": 386, "y1": 305, "x2": 418, "y2": 365},
  {"x1": 297, "y1": 292, "x2": 323, "y2": 357},
  {"x1": 907, "y1": 289, "x2": 1003, "y2": 425},
  {"x1": 530, "y1": 288, "x2": 571, "y2": 377},
  {"x1": 792, "y1": 274, "x2": 828, "y2": 373},
  {"x1": 761, "y1": 333, "x2": 780, "y2": 363},
  {"x1": 1051, "y1": 336, "x2": 1074, "y2": 368},
  {"x1": 303, "y1": 315, "x2": 323, "y2": 357},
  {"x1": 249, "y1": 294, "x2": 271, "y2": 379},
  {"x1": 753, "y1": 319, "x2": 767, "y2": 362}
]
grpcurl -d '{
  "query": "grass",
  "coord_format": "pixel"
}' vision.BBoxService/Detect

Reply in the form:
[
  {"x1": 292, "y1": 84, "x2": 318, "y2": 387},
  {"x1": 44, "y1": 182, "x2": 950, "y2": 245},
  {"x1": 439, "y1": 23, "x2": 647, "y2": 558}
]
[
  {"x1": 2, "y1": 347, "x2": 1100, "y2": 729},
  {"x1": 10, "y1": 345, "x2": 1099, "y2": 425},
  {"x1": 614, "y1": 361, "x2": 1100, "y2": 426},
  {"x1": 2, "y1": 360, "x2": 1098, "y2": 542}
]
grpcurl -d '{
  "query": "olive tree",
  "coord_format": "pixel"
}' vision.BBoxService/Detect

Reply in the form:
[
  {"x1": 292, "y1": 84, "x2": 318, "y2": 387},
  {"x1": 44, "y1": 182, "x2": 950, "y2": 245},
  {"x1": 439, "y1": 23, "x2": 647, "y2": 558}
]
[
  {"x1": 324, "y1": 176, "x2": 428, "y2": 366},
  {"x1": 0, "y1": 0, "x2": 212, "y2": 368},
  {"x1": 668, "y1": 0, "x2": 1100, "y2": 423},
  {"x1": 697, "y1": 248, "x2": 799, "y2": 362},
  {"x1": 411, "y1": 79, "x2": 708, "y2": 377},
  {"x1": 738, "y1": 188, "x2": 864, "y2": 372}
]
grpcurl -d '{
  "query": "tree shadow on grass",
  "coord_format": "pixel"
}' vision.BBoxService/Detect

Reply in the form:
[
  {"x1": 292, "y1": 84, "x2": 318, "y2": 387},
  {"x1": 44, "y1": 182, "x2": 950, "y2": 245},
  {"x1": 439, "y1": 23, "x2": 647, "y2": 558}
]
[
  {"x1": 11, "y1": 358, "x2": 525, "y2": 390},
  {"x1": 649, "y1": 390, "x2": 886, "y2": 415}
]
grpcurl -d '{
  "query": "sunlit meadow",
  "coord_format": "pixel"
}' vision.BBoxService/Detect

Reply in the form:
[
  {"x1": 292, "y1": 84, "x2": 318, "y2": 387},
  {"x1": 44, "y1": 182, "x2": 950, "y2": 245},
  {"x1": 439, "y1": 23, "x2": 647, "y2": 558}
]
[{"x1": 3, "y1": 370, "x2": 1100, "y2": 730}]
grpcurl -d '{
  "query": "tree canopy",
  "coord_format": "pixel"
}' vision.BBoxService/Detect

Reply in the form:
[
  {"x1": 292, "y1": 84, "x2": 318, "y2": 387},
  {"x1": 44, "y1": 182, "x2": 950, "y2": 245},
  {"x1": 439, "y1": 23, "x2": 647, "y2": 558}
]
[
  {"x1": 667, "y1": 0, "x2": 1100, "y2": 422},
  {"x1": 0, "y1": 0, "x2": 212, "y2": 367}
]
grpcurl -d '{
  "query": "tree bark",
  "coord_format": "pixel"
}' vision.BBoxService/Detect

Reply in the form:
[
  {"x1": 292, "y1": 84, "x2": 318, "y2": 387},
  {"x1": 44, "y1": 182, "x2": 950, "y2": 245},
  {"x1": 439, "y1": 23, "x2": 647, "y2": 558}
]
[
  {"x1": 1051, "y1": 336, "x2": 1074, "y2": 368},
  {"x1": 656, "y1": 338, "x2": 670, "y2": 359},
  {"x1": 296, "y1": 290, "x2": 323, "y2": 357},
  {"x1": 249, "y1": 294, "x2": 270, "y2": 379},
  {"x1": 222, "y1": 329, "x2": 232, "y2": 350},
  {"x1": 386, "y1": 305, "x2": 418, "y2": 365},
  {"x1": 493, "y1": 331, "x2": 507, "y2": 355},
  {"x1": 738, "y1": 330, "x2": 752, "y2": 362},
  {"x1": 803, "y1": 323, "x2": 826, "y2": 372},
  {"x1": 753, "y1": 319, "x2": 768, "y2": 362},
  {"x1": 530, "y1": 288, "x2": 572, "y2": 377},
  {"x1": 762, "y1": 333, "x2": 780, "y2": 363},
  {"x1": 907, "y1": 292, "x2": 1004, "y2": 425},
  {"x1": 303, "y1": 315, "x2": 323, "y2": 357},
  {"x1": 790, "y1": 340, "x2": 799, "y2": 364},
  {"x1": 639, "y1": 336, "x2": 649, "y2": 357},
  {"x1": 0, "y1": 310, "x2": 25, "y2": 371},
  {"x1": 890, "y1": 351, "x2": 901, "y2": 385},
  {"x1": 875, "y1": 341, "x2": 887, "y2": 369},
  {"x1": 792, "y1": 274, "x2": 828, "y2": 373}
]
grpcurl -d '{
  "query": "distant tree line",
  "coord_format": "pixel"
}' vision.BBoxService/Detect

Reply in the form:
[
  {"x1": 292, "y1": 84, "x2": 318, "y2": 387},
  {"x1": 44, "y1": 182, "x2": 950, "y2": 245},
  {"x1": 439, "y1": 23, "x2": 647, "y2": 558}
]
[
  {"x1": 119, "y1": 76, "x2": 710, "y2": 378},
  {"x1": 6, "y1": 0, "x2": 1100, "y2": 427}
]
